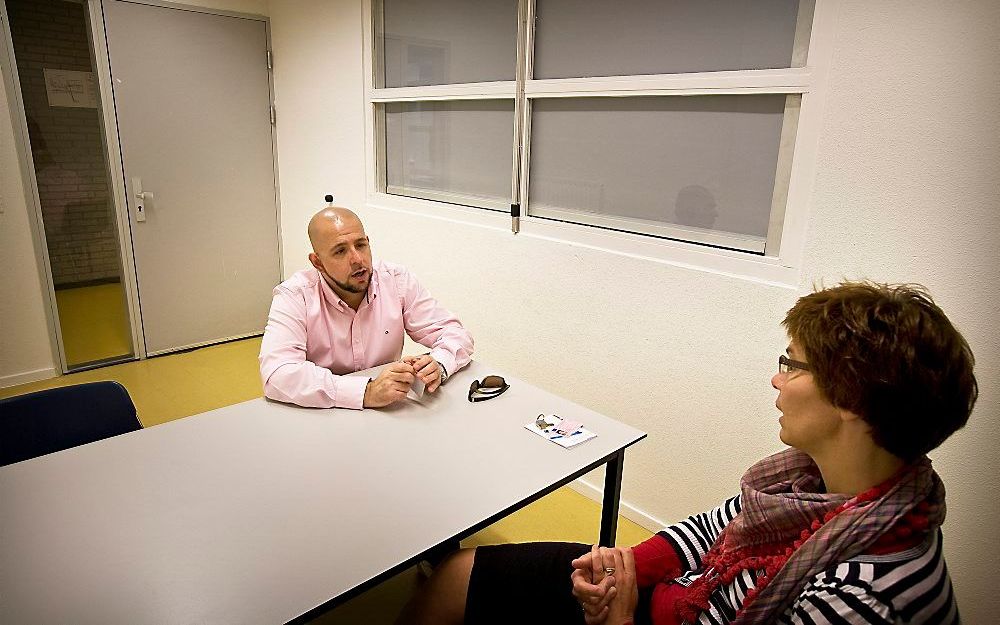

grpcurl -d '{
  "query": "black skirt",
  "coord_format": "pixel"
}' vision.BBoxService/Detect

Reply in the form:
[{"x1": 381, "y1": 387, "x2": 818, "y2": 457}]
[{"x1": 464, "y1": 542, "x2": 653, "y2": 625}]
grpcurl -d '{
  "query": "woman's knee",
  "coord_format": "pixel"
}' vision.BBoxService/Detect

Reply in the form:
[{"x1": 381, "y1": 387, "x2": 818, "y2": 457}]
[
  {"x1": 398, "y1": 547, "x2": 476, "y2": 625},
  {"x1": 431, "y1": 547, "x2": 476, "y2": 596}
]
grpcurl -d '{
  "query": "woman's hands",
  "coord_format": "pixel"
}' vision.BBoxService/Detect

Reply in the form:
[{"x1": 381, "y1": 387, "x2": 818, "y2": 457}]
[
  {"x1": 570, "y1": 545, "x2": 638, "y2": 625},
  {"x1": 571, "y1": 545, "x2": 616, "y2": 624},
  {"x1": 606, "y1": 547, "x2": 638, "y2": 625}
]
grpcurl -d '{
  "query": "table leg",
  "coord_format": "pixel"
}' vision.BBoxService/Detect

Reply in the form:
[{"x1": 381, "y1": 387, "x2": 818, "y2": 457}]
[{"x1": 599, "y1": 450, "x2": 625, "y2": 546}]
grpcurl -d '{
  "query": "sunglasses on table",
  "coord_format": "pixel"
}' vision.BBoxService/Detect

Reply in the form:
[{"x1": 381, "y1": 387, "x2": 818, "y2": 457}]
[{"x1": 468, "y1": 375, "x2": 509, "y2": 402}]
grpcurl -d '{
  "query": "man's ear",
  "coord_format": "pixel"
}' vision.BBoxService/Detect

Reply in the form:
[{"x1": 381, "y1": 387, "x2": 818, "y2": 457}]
[{"x1": 308, "y1": 252, "x2": 323, "y2": 272}]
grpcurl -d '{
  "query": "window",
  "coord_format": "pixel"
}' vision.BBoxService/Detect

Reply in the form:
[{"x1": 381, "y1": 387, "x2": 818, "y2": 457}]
[
  {"x1": 365, "y1": 0, "x2": 828, "y2": 269},
  {"x1": 384, "y1": 100, "x2": 515, "y2": 210}
]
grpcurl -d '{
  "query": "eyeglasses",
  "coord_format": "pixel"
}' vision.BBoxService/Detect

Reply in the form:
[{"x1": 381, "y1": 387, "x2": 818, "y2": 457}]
[
  {"x1": 778, "y1": 354, "x2": 811, "y2": 374},
  {"x1": 468, "y1": 375, "x2": 509, "y2": 402}
]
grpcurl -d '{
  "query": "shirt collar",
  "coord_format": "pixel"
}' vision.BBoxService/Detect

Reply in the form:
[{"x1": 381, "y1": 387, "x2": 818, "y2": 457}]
[{"x1": 366, "y1": 263, "x2": 380, "y2": 303}]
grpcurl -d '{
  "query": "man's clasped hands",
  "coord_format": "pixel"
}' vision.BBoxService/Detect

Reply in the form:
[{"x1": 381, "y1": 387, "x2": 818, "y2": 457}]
[
  {"x1": 362, "y1": 354, "x2": 443, "y2": 408},
  {"x1": 571, "y1": 545, "x2": 639, "y2": 625}
]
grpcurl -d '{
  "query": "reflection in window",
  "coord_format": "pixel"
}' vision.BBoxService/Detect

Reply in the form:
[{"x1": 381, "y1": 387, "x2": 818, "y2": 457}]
[
  {"x1": 381, "y1": 0, "x2": 517, "y2": 87},
  {"x1": 534, "y1": 0, "x2": 806, "y2": 79},
  {"x1": 529, "y1": 95, "x2": 797, "y2": 252}
]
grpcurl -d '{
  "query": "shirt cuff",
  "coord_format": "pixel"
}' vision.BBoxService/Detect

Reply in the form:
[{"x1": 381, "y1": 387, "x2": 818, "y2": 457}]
[
  {"x1": 338, "y1": 375, "x2": 369, "y2": 410},
  {"x1": 429, "y1": 350, "x2": 456, "y2": 381}
]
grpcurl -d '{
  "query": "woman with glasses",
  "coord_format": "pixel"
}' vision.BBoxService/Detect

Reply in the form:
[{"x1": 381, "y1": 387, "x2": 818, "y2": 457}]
[{"x1": 397, "y1": 282, "x2": 976, "y2": 625}]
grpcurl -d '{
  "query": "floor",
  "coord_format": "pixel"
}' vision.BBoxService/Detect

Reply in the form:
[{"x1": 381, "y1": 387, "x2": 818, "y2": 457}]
[
  {"x1": 54, "y1": 282, "x2": 134, "y2": 368},
  {"x1": 1, "y1": 336, "x2": 652, "y2": 623}
]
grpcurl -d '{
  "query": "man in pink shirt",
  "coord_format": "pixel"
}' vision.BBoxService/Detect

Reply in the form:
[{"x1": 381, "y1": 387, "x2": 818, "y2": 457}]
[{"x1": 258, "y1": 207, "x2": 474, "y2": 409}]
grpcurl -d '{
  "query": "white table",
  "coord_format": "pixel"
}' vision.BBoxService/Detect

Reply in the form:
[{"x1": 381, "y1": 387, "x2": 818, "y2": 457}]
[{"x1": 0, "y1": 361, "x2": 645, "y2": 624}]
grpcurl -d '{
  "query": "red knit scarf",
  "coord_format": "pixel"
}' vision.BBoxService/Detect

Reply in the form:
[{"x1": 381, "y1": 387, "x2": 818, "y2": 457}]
[{"x1": 675, "y1": 448, "x2": 945, "y2": 624}]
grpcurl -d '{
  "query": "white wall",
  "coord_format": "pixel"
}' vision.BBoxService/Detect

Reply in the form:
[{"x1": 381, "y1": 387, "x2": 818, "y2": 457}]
[
  {"x1": 269, "y1": 0, "x2": 1000, "y2": 621},
  {"x1": 268, "y1": 0, "x2": 368, "y2": 220},
  {"x1": 0, "y1": 54, "x2": 56, "y2": 386}
]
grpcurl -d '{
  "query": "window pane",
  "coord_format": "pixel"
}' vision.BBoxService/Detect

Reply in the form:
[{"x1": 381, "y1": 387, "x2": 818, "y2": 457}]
[
  {"x1": 534, "y1": 0, "x2": 808, "y2": 79},
  {"x1": 381, "y1": 0, "x2": 518, "y2": 87},
  {"x1": 384, "y1": 100, "x2": 514, "y2": 207},
  {"x1": 528, "y1": 95, "x2": 794, "y2": 250}
]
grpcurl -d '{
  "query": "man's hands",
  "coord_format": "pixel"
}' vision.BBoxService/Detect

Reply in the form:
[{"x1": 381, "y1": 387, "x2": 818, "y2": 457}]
[
  {"x1": 570, "y1": 546, "x2": 638, "y2": 625},
  {"x1": 363, "y1": 361, "x2": 415, "y2": 408},
  {"x1": 362, "y1": 356, "x2": 445, "y2": 408},
  {"x1": 403, "y1": 354, "x2": 444, "y2": 393}
]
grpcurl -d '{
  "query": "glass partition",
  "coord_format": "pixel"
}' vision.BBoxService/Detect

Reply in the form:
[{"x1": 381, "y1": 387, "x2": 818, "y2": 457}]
[{"x1": 8, "y1": 0, "x2": 134, "y2": 369}]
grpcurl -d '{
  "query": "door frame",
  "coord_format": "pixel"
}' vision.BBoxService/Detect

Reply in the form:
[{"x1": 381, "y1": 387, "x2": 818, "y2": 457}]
[
  {"x1": 0, "y1": 0, "x2": 282, "y2": 374},
  {"x1": 88, "y1": 0, "x2": 146, "y2": 361}
]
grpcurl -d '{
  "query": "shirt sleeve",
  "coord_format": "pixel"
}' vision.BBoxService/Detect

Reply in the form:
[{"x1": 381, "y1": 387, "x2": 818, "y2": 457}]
[
  {"x1": 395, "y1": 268, "x2": 474, "y2": 378},
  {"x1": 632, "y1": 534, "x2": 683, "y2": 588},
  {"x1": 258, "y1": 288, "x2": 369, "y2": 409},
  {"x1": 658, "y1": 495, "x2": 742, "y2": 573},
  {"x1": 647, "y1": 580, "x2": 689, "y2": 625},
  {"x1": 777, "y1": 577, "x2": 895, "y2": 624}
]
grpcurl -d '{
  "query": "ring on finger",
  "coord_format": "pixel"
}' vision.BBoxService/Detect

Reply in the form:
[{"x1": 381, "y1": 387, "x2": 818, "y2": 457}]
[{"x1": 604, "y1": 567, "x2": 615, "y2": 575}]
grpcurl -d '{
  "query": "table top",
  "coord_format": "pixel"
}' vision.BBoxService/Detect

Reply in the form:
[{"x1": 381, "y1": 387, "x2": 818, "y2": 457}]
[{"x1": 0, "y1": 361, "x2": 645, "y2": 625}]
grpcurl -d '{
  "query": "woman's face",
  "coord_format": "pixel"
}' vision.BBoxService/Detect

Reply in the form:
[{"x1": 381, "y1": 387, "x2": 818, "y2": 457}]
[{"x1": 771, "y1": 340, "x2": 843, "y2": 455}]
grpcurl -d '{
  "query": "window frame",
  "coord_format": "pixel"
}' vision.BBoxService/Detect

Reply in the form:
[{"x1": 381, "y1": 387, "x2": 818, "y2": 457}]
[{"x1": 362, "y1": 0, "x2": 836, "y2": 285}]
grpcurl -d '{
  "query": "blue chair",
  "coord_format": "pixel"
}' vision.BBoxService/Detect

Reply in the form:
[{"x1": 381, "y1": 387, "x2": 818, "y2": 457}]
[{"x1": 0, "y1": 381, "x2": 142, "y2": 467}]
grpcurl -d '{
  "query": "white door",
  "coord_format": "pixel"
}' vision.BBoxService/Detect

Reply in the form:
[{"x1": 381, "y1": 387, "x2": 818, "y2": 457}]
[{"x1": 103, "y1": 1, "x2": 280, "y2": 355}]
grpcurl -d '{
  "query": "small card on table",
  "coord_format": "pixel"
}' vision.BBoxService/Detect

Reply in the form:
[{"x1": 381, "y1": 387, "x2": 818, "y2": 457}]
[
  {"x1": 525, "y1": 414, "x2": 597, "y2": 448},
  {"x1": 406, "y1": 377, "x2": 426, "y2": 401}
]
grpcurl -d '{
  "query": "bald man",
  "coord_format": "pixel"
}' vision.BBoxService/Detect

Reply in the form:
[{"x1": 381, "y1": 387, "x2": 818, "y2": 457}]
[{"x1": 258, "y1": 207, "x2": 473, "y2": 409}]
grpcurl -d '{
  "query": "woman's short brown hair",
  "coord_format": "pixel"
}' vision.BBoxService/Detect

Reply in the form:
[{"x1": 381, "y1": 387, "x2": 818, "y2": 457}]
[{"x1": 782, "y1": 282, "x2": 977, "y2": 460}]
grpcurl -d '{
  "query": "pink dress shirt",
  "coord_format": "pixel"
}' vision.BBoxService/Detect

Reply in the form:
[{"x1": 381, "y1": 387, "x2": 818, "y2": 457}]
[{"x1": 258, "y1": 260, "x2": 474, "y2": 409}]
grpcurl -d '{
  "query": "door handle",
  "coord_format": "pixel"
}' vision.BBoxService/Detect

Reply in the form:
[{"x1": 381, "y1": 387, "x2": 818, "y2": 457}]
[{"x1": 131, "y1": 177, "x2": 154, "y2": 222}]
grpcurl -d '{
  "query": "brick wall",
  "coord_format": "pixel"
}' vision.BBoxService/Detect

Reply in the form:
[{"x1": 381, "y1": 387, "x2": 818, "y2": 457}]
[{"x1": 8, "y1": 0, "x2": 121, "y2": 287}]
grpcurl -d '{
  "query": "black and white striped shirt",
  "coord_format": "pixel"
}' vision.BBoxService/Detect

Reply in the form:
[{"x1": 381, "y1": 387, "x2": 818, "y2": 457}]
[{"x1": 659, "y1": 496, "x2": 960, "y2": 624}]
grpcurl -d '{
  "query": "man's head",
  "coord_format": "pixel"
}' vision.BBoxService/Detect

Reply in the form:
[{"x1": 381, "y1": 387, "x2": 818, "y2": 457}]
[
  {"x1": 307, "y1": 207, "x2": 373, "y2": 298},
  {"x1": 782, "y1": 281, "x2": 977, "y2": 461}
]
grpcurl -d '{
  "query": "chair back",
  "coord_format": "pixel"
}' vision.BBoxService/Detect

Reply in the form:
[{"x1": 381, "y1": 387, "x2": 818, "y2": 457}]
[{"x1": 0, "y1": 381, "x2": 141, "y2": 467}]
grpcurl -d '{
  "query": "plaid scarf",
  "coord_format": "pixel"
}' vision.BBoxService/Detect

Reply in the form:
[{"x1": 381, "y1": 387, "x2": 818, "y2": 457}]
[{"x1": 682, "y1": 447, "x2": 946, "y2": 624}]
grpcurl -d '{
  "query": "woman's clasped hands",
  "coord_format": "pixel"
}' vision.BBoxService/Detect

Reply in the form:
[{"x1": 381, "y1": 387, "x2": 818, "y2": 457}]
[{"x1": 570, "y1": 545, "x2": 638, "y2": 625}]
